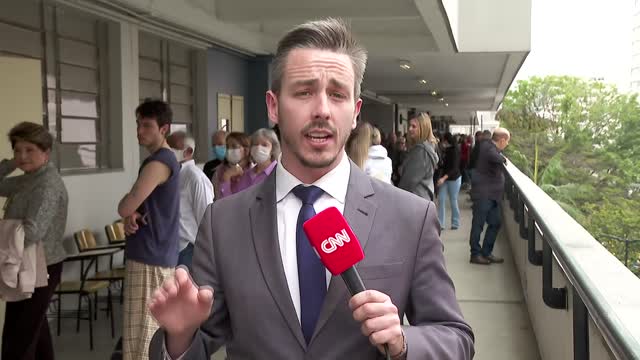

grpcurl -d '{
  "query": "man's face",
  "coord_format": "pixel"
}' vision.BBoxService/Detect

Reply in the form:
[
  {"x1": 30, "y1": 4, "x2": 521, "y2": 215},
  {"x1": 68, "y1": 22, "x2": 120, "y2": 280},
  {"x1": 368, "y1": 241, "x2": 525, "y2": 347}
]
[
  {"x1": 212, "y1": 132, "x2": 226, "y2": 147},
  {"x1": 398, "y1": 137, "x2": 407, "y2": 151},
  {"x1": 496, "y1": 137, "x2": 510, "y2": 151},
  {"x1": 266, "y1": 48, "x2": 362, "y2": 171},
  {"x1": 166, "y1": 134, "x2": 184, "y2": 150},
  {"x1": 136, "y1": 116, "x2": 168, "y2": 148}
]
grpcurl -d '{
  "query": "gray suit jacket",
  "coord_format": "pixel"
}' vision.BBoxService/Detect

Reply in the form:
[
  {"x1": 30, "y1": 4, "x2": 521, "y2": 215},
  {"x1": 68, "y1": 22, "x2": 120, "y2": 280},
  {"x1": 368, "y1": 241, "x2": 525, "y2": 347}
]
[{"x1": 150, "y1": 163, "x2": 474, "y2": 359}]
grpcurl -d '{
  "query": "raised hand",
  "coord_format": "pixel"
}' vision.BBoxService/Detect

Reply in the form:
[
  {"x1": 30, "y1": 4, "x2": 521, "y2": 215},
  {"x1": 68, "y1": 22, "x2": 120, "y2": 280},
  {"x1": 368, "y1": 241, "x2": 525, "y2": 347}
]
[{"x1": 148, "y1": 267, "x2": 214, "y2": 357}]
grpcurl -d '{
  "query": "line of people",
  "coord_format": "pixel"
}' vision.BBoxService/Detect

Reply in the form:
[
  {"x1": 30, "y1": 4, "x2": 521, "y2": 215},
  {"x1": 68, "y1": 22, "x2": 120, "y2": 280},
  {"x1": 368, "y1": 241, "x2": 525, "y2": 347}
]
[{"x1": 348, "y1": 114, "x2": 511, "y2": 266}]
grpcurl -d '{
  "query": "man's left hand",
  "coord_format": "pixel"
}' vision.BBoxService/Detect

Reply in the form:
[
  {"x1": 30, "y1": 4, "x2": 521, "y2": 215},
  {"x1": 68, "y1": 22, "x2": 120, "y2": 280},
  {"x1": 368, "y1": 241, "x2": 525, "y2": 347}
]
[{"x1": 350, "y1": 290, "x2": 405, "y2": 357}]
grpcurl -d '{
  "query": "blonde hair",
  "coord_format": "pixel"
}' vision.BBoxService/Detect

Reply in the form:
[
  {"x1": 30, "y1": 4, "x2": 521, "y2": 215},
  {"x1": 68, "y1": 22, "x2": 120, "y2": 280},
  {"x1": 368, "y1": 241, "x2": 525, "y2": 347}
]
[
  {"x1": 408, "y1": 113, "x2": 436, "y2": 147},
  {"x1": 371, "y1": 127, "x2": 382, "y2": 145},
  {"x1": 270, "y1": 18, "x2": 368, "y2": 100},
  {"x1": 346, "y1": 121, "x2": 373, "y2": 169}
]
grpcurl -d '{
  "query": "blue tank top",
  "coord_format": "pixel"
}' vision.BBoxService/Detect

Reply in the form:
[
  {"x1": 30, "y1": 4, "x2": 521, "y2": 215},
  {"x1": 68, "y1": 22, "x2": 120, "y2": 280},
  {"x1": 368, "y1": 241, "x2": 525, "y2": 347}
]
[{"x1": 125, "y1": 148, "x2": 180, "y2": 267}]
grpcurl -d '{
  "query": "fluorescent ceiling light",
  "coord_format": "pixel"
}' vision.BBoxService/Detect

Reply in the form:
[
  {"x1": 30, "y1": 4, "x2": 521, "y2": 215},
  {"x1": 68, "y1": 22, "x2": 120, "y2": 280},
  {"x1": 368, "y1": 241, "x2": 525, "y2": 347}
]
[
  {"x1": 399, "y1": 60, "x2": 412, "y2": 70},
  {"x1": 419, "y1": 79, "x2": 427, "y2": 84},
  {"x1": 431, "y1": 90, "x2": 438, "y2": 96}
]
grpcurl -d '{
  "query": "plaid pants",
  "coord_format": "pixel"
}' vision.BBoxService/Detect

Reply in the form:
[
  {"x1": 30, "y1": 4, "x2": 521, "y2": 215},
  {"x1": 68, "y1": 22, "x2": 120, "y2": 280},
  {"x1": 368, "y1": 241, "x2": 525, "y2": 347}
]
[{"x1": 123, "y1": 260, "x2": 174, "y2": 360}]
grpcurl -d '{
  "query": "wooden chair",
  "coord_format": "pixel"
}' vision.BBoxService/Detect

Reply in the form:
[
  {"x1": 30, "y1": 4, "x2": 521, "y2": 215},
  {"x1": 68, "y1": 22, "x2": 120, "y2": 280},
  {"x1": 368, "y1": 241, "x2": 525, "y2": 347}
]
[
  {"x1": 103, "y1": 223, "x2": 127, "y2": 304},
  {"x1": 105, "y1": 222, "x2": 126, "y2": 244},
  {"x1": 55, "y1": 230, "x2": 116, "y2": 350}
]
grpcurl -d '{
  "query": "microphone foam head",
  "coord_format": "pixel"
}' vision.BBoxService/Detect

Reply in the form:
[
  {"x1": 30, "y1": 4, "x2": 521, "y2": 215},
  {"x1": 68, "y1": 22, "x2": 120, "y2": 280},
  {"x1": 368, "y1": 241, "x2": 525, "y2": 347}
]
[{"x1": 302, "y1": 207, "x2": 364, "y2": 275}]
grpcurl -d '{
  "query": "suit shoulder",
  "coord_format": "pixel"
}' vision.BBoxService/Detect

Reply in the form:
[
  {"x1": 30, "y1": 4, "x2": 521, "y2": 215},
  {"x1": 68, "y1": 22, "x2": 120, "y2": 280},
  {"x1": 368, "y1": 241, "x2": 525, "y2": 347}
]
[
  {"x1": 211, "y1": 183, "x2": 261, "y2": 210},
  {"x1": 370, "y1": 179, "x2": 432, "y2": 213}
]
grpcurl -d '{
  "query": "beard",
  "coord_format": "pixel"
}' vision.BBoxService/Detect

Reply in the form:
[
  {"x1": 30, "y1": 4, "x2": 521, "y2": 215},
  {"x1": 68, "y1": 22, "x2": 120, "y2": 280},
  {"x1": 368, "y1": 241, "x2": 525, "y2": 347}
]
[{"x1": 279, "y1": 116, "x2": 351, "y2": 169}]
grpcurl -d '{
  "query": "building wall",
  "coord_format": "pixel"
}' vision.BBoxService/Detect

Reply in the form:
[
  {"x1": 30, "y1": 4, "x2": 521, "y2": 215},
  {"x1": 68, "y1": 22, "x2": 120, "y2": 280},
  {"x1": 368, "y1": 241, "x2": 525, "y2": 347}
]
[
  {"x1": 360, "y1": 102, "x2": 395, "y2": 138},
  {"x1": 207, "y1": 47, "x2": 250, "y2": 139}
]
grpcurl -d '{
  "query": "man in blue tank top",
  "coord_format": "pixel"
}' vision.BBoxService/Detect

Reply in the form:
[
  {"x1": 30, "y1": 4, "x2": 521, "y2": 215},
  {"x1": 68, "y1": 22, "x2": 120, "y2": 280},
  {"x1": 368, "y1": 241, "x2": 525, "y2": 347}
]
[{"x1": 117, "y1": 99, "x2": 180, "y2": 360}]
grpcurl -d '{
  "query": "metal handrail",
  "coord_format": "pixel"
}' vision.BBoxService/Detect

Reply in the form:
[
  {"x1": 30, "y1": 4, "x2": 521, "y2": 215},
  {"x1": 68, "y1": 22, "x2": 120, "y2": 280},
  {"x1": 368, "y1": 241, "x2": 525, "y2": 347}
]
[{"x1": 503, "y1": 160, "x2": 640, "y2": 360}]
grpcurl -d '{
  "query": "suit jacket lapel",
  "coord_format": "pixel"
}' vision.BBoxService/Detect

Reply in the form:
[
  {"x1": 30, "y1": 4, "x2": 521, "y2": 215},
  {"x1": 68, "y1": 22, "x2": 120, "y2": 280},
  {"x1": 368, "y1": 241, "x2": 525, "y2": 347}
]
[
  {"x1": 250, "y1": 172, "x2": 307, "y2": 349},
  {"x1": 311, "y1": 163, "x2": 377, "y2": 343}
]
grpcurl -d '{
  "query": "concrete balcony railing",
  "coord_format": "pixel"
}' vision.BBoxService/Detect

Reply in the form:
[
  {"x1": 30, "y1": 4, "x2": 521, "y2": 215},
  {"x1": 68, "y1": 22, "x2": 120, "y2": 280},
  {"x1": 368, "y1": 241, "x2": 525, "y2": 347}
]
[{"x1": 502, "y1": 161, "x2": 640, "y2": 360}]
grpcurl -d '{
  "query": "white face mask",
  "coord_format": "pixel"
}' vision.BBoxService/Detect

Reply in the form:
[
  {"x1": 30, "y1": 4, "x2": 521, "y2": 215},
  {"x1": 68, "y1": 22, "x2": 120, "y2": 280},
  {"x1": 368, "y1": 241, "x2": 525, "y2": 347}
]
[
  {"x1": 251, "y1": 145, "x2": 271, "y2": 164},
  {"x1": 171, "y1": 148, "x2": 186, "y2": 163},
  {"x1": 226, "y1": 148, "x2": 244, "y2": 165}
]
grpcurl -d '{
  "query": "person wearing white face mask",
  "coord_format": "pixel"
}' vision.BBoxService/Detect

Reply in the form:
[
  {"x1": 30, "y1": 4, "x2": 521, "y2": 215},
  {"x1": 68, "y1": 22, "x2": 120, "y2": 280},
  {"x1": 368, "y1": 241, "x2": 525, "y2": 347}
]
[
  {"x1": 218, "y1": 128, "x2": 280, "y2": 199},
  {"x1": 167, "y1": 132, "x2": 214, "y2": 269},
  {"x1": 211, "y1": 132, "x2": 251, "y2": 199}
]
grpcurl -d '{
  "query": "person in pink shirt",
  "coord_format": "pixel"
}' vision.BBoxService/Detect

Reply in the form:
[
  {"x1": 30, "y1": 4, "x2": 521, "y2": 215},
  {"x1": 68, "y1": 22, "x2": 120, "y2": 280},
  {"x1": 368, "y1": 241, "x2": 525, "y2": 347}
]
[{"x1": 219, "y1": 128, "x2": 280, "y2": 198}]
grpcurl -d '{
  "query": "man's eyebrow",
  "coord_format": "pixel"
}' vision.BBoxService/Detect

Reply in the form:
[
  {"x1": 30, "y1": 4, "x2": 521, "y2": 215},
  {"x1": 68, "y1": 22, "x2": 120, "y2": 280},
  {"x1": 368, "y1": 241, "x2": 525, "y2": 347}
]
[
  {"x1": 291, "y1": 79, "x2": 318, "y2": 87},
  {"x1": 329, "y1": 78, "x2": 349, "y2": 89}
]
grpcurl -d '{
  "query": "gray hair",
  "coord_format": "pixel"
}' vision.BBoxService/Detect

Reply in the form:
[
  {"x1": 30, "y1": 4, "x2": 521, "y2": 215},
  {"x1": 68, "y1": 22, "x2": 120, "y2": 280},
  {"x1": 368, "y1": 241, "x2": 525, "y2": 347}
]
[
  {"x1": 270, "y1": 18, "x2": 368, "y2": 100},
  {"x1": 170, "y1": 130, "x2": 196, "y2": 152},
  {"x1": 251, "y1": 128, "x2": 281, "y2": 161}
]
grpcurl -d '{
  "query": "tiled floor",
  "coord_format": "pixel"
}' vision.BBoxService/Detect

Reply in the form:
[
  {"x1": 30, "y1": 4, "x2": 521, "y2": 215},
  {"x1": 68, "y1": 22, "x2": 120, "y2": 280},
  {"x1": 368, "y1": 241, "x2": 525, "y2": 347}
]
[
  {"x1": 442, "y1": 192, "x2": 540, "y2": 360},
  {"x1": 51, "y1": 192, "x2": 539, "y2": 360}
]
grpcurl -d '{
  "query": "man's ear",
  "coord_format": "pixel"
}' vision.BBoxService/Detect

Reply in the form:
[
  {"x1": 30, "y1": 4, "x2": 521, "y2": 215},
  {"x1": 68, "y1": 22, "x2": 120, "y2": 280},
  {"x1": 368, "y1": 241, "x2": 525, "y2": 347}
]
[
  {"x1": 266, "y1": 91, "x2": 279, "y2": 124},
  {"x1": 352, "y1": 98, "x2": 363, "y2": 129},
  {"x1": 160, "y1": 124, "x2": 170, "y2": 137}
]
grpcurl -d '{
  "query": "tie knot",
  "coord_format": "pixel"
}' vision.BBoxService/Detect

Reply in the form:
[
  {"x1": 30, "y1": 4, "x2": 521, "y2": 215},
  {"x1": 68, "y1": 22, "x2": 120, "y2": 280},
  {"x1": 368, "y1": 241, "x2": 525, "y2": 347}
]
[{"x1": 292, "y1": 185, "x2": 324, "y2": 205}]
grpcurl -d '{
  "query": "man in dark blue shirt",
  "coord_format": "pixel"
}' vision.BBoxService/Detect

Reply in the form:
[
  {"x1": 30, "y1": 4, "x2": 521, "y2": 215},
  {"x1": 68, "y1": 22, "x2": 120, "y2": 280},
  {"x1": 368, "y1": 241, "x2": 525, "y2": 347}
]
[{"x1": 469, "y1": 127, "x2": 510, "y2": 265}]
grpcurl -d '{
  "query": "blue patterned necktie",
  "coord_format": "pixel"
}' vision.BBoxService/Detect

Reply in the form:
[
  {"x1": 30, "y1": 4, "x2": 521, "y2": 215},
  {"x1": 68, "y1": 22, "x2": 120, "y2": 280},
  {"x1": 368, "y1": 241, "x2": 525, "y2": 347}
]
[{"x1": 292, "y1": 184, "x2": 326, "y2": 344}]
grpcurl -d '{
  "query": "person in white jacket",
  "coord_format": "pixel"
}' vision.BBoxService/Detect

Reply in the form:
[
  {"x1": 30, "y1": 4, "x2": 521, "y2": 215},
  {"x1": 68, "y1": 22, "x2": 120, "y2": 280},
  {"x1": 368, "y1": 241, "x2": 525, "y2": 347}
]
[{"x1": 365, "y1": 127, "x2": 393, "y2": 183}]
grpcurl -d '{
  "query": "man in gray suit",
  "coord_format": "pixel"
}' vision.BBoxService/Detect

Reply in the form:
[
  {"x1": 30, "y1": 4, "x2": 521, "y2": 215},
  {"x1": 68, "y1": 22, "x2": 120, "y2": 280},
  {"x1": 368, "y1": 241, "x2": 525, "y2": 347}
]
[{"x1": 148, "y1": 18, "x2": 474, "y2": 360}]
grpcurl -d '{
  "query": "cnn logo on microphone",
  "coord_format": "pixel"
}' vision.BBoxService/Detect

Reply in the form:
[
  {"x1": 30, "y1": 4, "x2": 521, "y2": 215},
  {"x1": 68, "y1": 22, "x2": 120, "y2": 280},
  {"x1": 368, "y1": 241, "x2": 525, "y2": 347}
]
[{"x1": 321, "y1": 229, "x2": 351, "y2": 253}]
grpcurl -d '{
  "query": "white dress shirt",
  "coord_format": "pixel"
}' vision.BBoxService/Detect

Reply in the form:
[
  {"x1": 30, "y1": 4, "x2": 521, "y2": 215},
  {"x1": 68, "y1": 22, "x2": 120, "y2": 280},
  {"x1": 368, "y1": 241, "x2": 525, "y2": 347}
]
[
  {"x1": 178, "y1": 160, "x2": 215, "y2": 251},
  {"x1": 275, "y1": 152, "x2": 350, "y2": 322}
]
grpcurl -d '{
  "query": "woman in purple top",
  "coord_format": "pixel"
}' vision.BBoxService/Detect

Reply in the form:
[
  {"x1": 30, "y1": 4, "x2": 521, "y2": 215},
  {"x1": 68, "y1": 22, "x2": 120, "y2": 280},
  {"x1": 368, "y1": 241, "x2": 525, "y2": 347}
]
[
  {"x1": 211, "y1": 132, "x2": 251, "y2": 199},
  {"x1": 219, "y1": 128, "x2": 280, "y2": 198}
]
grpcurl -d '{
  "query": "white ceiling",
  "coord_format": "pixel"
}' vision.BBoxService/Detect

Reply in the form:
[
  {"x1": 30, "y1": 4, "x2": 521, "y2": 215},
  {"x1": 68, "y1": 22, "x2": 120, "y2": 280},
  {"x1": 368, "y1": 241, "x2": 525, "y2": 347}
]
[{"x1": 206, "y1": 0, "x2": 528, "y2": 123}]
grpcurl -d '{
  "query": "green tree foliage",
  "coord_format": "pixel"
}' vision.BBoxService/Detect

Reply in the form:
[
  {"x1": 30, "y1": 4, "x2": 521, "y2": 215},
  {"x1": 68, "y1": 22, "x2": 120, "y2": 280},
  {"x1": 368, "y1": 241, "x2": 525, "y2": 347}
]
[{"x1": 498, "y1": 76, "x2": 640, "y2": 274}]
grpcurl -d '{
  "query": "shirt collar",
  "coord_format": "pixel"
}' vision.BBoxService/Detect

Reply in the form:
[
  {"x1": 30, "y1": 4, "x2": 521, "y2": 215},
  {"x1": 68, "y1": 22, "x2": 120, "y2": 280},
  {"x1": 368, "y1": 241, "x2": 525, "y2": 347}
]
[
  {"x1": 250, "y1": 160, "x2": 277, "y2": 180},
  {"x1": 180, "y1": 159, "x2": 196, "y2": 171},
  {"x1": 276, "y1": 151, "x2": 351, "y2": 204}
]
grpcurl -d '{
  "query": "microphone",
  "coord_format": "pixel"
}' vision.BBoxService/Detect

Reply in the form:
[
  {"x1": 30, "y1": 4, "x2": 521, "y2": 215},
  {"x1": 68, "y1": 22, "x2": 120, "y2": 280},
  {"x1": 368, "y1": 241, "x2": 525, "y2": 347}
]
[{"x1": 302, "y1": 206, "x2": 391, "y2": 360}]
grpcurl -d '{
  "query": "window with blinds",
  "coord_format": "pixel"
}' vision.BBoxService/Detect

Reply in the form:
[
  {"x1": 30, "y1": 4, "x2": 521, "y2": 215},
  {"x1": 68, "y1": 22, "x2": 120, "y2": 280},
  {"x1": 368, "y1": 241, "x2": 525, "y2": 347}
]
[
  {"x1": 0, "y1": 0, "x2": 113, "y2": 171},
  {"x1": 138, "y1": 31, "x2": 195, "y2": 134}
]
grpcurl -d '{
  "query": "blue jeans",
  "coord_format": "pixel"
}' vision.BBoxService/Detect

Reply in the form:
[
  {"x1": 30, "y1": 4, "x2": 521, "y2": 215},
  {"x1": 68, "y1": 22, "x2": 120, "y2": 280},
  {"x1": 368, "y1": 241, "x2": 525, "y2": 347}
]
[
  {"x1": 178, "y1": 243, "x2": 194, "y2": 270},
  {"x1": 438, "y1": 177, "x2": 462, "y2": 229},
  {"x1": 469, "y1": 199, "x2": 502, "y2": 257}
]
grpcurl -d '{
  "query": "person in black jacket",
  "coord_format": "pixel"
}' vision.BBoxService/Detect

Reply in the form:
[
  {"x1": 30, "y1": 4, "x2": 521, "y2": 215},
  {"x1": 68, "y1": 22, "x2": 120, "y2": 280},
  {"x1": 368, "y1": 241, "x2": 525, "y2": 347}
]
[
  {"x1": 468, "y1": 130, "x2": 491, "y2": 173},
  {"x1": 436, "y1": 132, "x2": 462, "y2": 230},
  {"x1": 469, "y1": 128, "x2": 510, "y2": 265}
]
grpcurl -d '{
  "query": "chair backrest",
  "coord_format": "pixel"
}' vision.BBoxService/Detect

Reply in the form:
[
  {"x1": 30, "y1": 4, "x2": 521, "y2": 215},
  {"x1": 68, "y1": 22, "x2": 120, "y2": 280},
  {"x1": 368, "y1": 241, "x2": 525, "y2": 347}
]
[
  {"x1": 105, "y1": 222, "x2": 126, "y2": 243},
  {"x1": 74, "y1": 230, "x2": 97, "y2": 252}
]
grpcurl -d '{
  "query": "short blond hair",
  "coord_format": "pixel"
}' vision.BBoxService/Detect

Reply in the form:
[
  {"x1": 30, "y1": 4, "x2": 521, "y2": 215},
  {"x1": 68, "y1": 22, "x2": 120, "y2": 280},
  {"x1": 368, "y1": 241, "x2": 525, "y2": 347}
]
[
  {"x1": 371, "y1": 127, "x2": 382, "y2": 145},
  {"x1": 270, "y1": 18, "x2": 368, "y2": 100}
]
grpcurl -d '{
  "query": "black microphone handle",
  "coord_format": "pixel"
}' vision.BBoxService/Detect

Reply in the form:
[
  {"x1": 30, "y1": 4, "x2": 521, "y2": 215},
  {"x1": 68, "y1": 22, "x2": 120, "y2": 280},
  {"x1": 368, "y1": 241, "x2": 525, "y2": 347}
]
[
  {"x1": 341, "y1": 266, "x2": 366, "y2": 295},
  {"x1": 341, "y1": 267, "x2": 392, "y2": 360}
]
